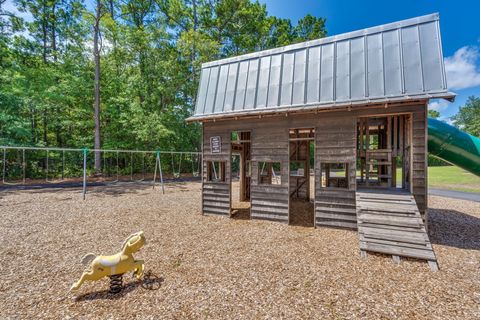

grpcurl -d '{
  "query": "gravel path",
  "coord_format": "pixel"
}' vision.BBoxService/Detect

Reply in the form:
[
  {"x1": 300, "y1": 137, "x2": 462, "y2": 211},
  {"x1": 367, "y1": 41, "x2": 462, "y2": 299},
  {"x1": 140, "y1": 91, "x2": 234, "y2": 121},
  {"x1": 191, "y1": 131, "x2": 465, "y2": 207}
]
[
  {"x1": 429, "y1": 188, "x2": 480, "y2": 202},
  {"x1": 0, "y1": 182, "x2": 479, "y2": 319}
]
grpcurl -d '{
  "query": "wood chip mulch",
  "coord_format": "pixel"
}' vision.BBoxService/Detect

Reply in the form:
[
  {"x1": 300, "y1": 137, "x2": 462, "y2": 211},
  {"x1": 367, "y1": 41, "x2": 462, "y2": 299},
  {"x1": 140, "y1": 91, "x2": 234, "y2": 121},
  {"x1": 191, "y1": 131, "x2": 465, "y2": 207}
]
[{"x1": 0, "y1": 182, "x2": 479, "y2": 319}]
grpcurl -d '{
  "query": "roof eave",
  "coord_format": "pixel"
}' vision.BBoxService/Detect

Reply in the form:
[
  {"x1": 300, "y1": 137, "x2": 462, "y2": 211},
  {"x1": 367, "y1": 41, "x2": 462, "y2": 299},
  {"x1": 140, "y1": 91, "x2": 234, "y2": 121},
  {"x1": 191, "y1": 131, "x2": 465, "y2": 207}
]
[{"x1": 186, "y1": 91, "x2": 456, "y2": 123}]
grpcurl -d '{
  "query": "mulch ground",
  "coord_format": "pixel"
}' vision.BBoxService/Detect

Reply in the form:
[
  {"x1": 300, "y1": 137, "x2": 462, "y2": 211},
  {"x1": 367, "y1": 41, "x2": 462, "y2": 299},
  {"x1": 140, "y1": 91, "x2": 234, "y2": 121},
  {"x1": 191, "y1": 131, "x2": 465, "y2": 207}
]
[{"x1": 0, "y1": 182, "x2": 479, "y2": 319}]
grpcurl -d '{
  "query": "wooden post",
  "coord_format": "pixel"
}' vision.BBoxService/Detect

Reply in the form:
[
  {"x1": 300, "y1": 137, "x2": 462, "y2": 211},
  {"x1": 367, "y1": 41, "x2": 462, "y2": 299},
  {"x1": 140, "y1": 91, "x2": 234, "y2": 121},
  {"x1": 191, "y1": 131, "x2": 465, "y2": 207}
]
[
  {"x1": 239, "y1": 145, "x2": 245, "y2": 201},
  {"x1": 392, "y1": 157, "x2": 397, "y2": 188},
  {"x1": 359, "y1": 118, "x2": 364, "y2": 183},
  {"x1": 393, "y1": 116, "x2": 398, "y2": 156},
  {"x1": 365, "y1": 119, "x2": 370, "y2": 186},
  {"x1": 386, "y1": 116, "x2": 392, "y2": 187}
]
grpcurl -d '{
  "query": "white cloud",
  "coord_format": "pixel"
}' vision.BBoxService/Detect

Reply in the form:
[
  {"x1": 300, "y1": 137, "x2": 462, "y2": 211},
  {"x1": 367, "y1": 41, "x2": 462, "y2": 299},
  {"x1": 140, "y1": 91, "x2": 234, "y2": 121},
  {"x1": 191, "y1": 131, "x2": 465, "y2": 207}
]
[
  {"x1": 2, "y1": 0, "x2": 33, "y2": 22},
  {"x1": 444, "y1": 117, "x2": 455, "y2": 125},
  {"x1": 445, "y1": 46, "x2": 480, "y2": 90},
  {"x1": 428, "y1": 99, "x2": 449, "y2": 112}
]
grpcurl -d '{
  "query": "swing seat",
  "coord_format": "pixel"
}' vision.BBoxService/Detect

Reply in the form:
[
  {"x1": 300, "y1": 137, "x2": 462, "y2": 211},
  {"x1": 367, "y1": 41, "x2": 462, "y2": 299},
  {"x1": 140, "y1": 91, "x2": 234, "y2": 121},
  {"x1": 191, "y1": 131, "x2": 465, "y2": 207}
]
[{"x1": 173, "y1": 172, "x2": 180, "y2": 178}]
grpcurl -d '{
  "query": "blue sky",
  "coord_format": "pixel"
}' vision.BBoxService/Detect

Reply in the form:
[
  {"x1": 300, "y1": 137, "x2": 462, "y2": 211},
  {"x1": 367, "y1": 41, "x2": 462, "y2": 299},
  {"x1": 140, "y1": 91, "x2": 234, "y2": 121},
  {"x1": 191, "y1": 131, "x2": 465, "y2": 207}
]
[
  {"x1": 4, "y1": 0, "x2": 480, "y2": 121},
  {"x1": 259, "y1": 0, "x2": 480, "y2": 121}
]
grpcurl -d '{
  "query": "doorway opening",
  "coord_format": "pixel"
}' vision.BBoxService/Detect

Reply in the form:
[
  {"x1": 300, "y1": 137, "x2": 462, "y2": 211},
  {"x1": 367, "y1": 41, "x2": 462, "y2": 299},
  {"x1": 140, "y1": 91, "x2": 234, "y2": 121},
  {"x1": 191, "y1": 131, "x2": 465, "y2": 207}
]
[
  {"x1": 289, "y1": 128, "x2": 315, "y2": 227},
  {"x1": 356, "y1": 115, "x2": 411, "y2": 189},
  {"x1": 230, "y1": 131, "x2": 251, "y2": 219}
]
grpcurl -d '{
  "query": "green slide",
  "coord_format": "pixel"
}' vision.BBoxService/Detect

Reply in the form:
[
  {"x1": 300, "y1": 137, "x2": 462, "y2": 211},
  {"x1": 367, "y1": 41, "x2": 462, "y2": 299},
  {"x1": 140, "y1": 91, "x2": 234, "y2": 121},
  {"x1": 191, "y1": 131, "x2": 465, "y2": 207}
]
[{"x1": 428, "y1": 118, "x2": 480, "y2": 176}]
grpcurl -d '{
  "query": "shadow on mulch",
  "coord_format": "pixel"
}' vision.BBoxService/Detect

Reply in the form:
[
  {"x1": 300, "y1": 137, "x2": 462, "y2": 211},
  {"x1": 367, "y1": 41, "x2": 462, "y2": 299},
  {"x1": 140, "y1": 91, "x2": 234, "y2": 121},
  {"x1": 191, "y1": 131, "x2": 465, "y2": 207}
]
[
  {"x1": 429, "y1": 208, "x2": 480, "y2": 250},
  {"x1": 74, "y1": 275, "x2": 165, "y2": 302},
  {"x1": 289, "y1": 200, "x2": 314, "y2": 228},
  {"x1": 0, "y1": 180, "x2": 201, "y2": 198},
  {"x1": 231, "y1": 208, "x2": 251, "y2": 220}
]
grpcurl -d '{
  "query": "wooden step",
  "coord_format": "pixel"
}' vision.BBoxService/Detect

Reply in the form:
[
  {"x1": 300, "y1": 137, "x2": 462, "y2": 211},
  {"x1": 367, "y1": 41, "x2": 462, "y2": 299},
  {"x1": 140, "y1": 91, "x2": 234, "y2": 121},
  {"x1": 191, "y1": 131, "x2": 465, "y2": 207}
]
[{"x1": 356, "y1": 188, "x2": 438, "y2": 271}]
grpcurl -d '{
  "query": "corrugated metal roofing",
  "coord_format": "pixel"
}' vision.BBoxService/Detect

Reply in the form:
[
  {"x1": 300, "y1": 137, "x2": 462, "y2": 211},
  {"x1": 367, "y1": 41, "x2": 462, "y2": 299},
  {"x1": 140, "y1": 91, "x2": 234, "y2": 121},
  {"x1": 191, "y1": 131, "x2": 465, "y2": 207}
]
[{"x1": 190, "y1": 13, "x2": 454, "y2": 121}]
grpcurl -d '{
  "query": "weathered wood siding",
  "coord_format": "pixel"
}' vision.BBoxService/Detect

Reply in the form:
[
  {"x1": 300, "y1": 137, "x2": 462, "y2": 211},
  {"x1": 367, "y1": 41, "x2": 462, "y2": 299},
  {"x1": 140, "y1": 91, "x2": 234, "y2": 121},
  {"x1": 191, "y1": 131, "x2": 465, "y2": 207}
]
[
  {"x1": 411, "y1": 104, "x2": 428, "y2": 220},
  {"x1": 315, "y1": 117, "x2": 357, "y2": 229},
  {"x1": 250, "y1": 124, "x2": 289, "y2": 223},
  {"x1": 202, "y1": 128, "x2": 231, "y2": 216},
  {"x1": 201, "y1": 102, "x2": 428, "y2": 229}
]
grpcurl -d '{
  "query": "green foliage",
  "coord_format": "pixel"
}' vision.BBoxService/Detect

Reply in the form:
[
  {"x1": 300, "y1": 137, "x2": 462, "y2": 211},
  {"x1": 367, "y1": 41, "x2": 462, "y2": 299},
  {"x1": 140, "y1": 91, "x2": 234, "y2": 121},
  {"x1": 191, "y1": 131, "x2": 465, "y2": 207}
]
[
  {"x1": 428, "y1": 154, "x2": 450, "y2": 166},
  {"x1": 0, "y1": 0, "x2": 327, "y2": 152},
  {"x1": 452, "y1": 96, "x2": 480, "y2": 137},
  {"x1": 427, "y1": 109, "x2": 440, "y2": 119}
]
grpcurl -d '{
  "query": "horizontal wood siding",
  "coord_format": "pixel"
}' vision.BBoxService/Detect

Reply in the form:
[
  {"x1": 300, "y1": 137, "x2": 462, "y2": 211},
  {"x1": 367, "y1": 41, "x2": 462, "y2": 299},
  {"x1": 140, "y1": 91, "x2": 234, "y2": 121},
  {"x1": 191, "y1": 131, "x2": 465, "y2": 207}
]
[
  {"x1": 250, "y1": 124, "x2": 289, "y2": 223},
  {"x1": 315, "y1": 116, "x2": 357, "y2": 229},
  {"x1": 202, "y1": 126, "x2": 230, "y2": 216},
  {"x1": 200, "y1": 103, "x2": 428, "y2": 230},
  {"x1": 202, "y1": 183, "x2": 230, "y2": 216}
]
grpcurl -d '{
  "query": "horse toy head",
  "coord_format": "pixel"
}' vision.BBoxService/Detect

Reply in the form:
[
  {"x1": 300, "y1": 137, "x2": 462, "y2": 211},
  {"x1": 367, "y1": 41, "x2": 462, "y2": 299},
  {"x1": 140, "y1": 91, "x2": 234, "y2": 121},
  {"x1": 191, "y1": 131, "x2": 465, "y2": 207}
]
[{"x1": 122, "y1": 231, "x2": 146, "y2": 255}]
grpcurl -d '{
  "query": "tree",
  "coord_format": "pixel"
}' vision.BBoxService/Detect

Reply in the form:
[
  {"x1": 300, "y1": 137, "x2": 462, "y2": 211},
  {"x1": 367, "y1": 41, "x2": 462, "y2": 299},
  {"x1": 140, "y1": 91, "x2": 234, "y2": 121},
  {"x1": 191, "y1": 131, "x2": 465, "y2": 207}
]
[
  {"x1": 428, "y1": 109, "x2": 440, "y2": 119},
  {"x1": 92, "y1": 0, "x2": 107, "y2": 173},
  {"x1": 293, "y1": 14, "x2": 326, "y2": 42},
  {"x1": 452, "y1": 96, "x2": 480, "y2": 137},
  {"x1": 1, "y1": 0, "x2": 328, "y2": 157}
]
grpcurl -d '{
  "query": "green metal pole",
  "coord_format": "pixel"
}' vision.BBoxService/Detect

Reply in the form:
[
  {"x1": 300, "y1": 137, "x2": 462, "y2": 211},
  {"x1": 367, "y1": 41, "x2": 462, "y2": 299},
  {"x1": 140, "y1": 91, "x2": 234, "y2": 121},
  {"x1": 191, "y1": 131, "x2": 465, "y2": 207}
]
[
  {"x1": 45, "y1": 149, "x2": 49, "y2": 182},
  {"x1": 82, "y1": 148, "x2": 88, "y2": 200},
  {"x1": 2, "y1": 148, "x2": 5, "y2": 184},
  {"x1": 22, "y1": 149, "x2": 26, "y2": 184},
  {"x1": 159, "y1": 151, "x2": 164, "y2": 194},
  {"x1": 152, "y1": 151, "x2": 158, "y2": 189}
]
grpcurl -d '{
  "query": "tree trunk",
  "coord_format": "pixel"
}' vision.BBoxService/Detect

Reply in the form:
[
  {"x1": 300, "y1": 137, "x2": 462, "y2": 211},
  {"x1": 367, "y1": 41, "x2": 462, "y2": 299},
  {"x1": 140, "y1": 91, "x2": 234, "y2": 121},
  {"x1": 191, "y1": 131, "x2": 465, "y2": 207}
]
[
  {"x1": 30, "y1": 106, "x2": 36, "y2": 144},
  {"x1": 191, "y1": 0, "x2": 197, "y2": 100},
  {"x1": 51, "y1": 1, "x2": 57, "y2": 62},
  {"x1": 43, "y1": 109, "x2": 48, "y2": 146},
  {"x1": 41, "y1": 6, "x2": 47, "y2": 63},
  {"x1": 93, "y1": 0, "x2": 102, "y2": 173}
]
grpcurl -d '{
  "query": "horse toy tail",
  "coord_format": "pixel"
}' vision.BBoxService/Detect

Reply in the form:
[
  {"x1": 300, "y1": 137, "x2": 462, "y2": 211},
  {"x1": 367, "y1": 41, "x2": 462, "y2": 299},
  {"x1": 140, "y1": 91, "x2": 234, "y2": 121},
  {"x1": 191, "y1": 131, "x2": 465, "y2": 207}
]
[{"x1": 81, "y1": 253, "x2": 96, "y2": 266}]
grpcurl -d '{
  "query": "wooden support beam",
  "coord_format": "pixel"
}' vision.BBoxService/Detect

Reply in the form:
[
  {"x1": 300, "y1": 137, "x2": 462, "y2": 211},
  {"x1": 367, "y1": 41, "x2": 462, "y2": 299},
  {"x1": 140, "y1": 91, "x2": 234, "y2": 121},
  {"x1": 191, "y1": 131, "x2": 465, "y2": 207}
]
[
  {"x1": 365, "y1": 118, "x2": 370, "y2": 186},
  {"x1": 392, "y1": 255, "x2": 401, "y2": 264},
  {"x1": 360, "y1": 250, "x2": 367, "y2": 259},
  {"x1": 393, "y1": 115, "x2": 398, "y2": 156},
  {"x1": 387, "y1": 116, "x2": 392, "y2": 150},
  {"x1": 399, "y1": 115, "x2": 404, "y2": 157},
  {"x1": 392, "y1": 158, "x2": 397, "y2": 188},
  {"x1": 428, "y1": 260, "x2": 439, "y2": 272}
]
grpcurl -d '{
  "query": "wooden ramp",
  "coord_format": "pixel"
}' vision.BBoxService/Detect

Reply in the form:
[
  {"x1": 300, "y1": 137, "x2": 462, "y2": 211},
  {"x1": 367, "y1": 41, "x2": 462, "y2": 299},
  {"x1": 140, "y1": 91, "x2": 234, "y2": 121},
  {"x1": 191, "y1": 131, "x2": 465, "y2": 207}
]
[{"x1": 356, "y1": 188, "x2": 439, "y2": 271}]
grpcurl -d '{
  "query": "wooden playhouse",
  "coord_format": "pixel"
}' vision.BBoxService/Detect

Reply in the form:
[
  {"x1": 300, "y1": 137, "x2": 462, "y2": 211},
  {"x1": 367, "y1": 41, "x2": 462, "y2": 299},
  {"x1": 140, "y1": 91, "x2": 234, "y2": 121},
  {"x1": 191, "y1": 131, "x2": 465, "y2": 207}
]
[{"x1": 187, "y1": 13, "x2": 455, "y2": 270}]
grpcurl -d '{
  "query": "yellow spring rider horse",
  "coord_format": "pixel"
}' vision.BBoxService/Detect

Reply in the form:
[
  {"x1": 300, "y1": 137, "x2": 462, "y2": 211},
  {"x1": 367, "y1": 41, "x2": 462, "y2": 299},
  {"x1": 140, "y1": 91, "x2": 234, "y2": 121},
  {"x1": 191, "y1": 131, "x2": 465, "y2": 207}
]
[{"x1": 70, "y1": 231, "x2": 146, "y2": 292}]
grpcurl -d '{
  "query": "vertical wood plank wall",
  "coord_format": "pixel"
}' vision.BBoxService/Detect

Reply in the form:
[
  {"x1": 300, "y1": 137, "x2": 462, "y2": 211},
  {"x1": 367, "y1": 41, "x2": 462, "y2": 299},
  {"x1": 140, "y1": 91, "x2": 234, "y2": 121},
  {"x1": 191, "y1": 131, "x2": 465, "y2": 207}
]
[
  {"x1": 411, "y1": 104, "x2": 428, "y2": 220},
  {"x1": 201, "y1": 103, "x2": 428, "y2": 229}
]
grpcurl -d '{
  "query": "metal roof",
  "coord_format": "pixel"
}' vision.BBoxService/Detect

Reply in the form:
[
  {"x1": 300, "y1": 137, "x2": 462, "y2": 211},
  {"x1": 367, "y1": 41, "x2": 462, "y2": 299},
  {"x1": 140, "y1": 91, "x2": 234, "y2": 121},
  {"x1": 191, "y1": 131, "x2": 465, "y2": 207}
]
[{"x1": 189, "y1": 13, "x2": 454, "y2": 121}]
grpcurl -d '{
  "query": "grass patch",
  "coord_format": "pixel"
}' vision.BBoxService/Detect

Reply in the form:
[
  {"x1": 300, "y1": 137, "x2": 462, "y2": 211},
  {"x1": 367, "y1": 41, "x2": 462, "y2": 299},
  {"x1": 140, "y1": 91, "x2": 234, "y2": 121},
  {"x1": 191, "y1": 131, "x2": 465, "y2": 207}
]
[
  {"x1": 358, "y1": 166, "x2": 480, "y2": 193},
  {"x1": 428, "y1": 166, "x2": 480, "y2": 193}
]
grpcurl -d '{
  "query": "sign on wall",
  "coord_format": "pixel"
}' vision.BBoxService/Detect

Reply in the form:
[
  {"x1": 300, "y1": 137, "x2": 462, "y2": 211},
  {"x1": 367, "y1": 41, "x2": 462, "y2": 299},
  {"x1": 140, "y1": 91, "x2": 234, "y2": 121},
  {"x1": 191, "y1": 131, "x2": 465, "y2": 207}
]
[{"x1": 210, "y1": 136, "x2": 221, "y2": 153}]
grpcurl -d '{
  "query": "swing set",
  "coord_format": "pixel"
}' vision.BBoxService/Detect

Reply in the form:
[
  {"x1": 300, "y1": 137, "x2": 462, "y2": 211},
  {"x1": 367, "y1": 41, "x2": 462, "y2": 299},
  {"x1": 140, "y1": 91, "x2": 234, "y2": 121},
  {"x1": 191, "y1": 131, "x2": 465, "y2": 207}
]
[{"x1": 1, "y1": 146, "x2": 202, "y2": 199}]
